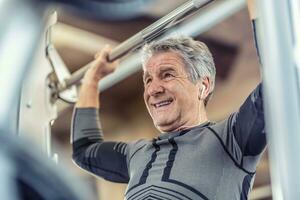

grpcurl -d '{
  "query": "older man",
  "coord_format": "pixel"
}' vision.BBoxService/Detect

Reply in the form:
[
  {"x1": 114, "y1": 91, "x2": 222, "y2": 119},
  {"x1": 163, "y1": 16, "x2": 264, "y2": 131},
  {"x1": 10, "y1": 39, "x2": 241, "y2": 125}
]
[
  {"x1": 72, "y1": 35, "x2": 265, "y2": 199},
  {"x1": 72, "y1": 2, "x2": 265, "y2": 199}
]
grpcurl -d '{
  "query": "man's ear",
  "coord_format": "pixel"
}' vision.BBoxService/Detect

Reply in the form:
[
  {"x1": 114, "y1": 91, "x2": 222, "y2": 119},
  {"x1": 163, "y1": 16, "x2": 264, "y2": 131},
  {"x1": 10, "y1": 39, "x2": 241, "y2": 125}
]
[{"x1": 198, "y1": 77, "x2": 210, "y2": 100}]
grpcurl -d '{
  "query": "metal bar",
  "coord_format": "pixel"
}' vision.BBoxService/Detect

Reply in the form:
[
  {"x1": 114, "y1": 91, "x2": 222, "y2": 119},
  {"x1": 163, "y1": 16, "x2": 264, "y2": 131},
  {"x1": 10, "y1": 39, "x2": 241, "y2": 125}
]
[
  {"x1": 60, "y1": 0, "x2": 213, "y2": 92},
  {"x1": 256, "y1": 0, "x2": 300, "y2": 199},
  {"x1": 171, "y1": 0, "x2": 245, "y2": 38},
  {"x1": 98, "y1": 0, "x2": 246, "y2": 92}
]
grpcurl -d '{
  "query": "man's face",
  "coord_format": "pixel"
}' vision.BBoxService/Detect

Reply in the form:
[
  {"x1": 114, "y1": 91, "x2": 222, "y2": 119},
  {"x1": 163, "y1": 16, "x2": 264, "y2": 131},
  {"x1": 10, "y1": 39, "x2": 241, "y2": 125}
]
[{"x1": 143, "y1": 52, "x2": 202, "y2": 132}]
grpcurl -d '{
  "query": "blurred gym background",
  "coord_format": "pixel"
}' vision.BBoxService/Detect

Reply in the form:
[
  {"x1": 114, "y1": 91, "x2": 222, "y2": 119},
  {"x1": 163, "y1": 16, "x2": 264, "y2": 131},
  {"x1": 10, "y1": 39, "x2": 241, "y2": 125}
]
[{"x1": 17, "y1": 0, "x2": 271, "y2": 199}]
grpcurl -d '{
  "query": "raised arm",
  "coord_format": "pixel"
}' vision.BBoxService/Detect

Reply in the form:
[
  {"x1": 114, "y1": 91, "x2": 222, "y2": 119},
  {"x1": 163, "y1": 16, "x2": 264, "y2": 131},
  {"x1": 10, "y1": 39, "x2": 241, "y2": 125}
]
[
  {"x1": 71, "y1": 47, "x2": 129, "y2": 183},
  {"x1": 230, "y1": 0, "x2": 266, "y2": 157},
  {"x1": 230, "y1": 83, "x2": 266, "y2": 156},
  {"x1": 234, "y1": 1, "x2": 265, "y2": 155},
  {"x1": 212, "y1": 2, "x2": 265, "y2": 167},
  {"x1": 76, "y1": 46, "x2": 117, "y2": 109}
]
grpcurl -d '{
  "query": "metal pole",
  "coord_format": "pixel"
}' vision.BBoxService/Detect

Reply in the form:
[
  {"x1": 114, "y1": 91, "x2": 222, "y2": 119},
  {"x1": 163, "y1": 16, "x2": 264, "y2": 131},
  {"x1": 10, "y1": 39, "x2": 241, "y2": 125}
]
[
  {"x1": 0, "y1": 0, "x2": 45, "y2": 133},
  {"x1": 0, "y1": 152, "x2": 18, "y2": 200},
  {"x1": 60, "y1": 0, "x2": 213, "y2": 92},
  {"x1": 256, "y1": 0, "x2": 300, "y2": 199},
  {"x1": 292, "y1": 0, "x2": 300, "y2": 93}
]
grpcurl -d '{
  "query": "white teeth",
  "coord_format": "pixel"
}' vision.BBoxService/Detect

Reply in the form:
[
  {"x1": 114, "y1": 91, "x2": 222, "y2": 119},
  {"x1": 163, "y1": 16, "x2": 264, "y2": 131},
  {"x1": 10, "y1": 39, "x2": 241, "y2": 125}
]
[{"x1": 154, "y1": 100, "x2": 172, "y2": 108}]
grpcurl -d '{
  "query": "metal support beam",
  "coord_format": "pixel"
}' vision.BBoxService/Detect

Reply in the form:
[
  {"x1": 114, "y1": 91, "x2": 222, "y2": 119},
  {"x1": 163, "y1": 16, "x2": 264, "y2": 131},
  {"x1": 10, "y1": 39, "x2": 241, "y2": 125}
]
[
  {"x1": 256, "y1": 0, "x2": 300, "y2": 199},
  {"x1": 0, "y1": 0, "x2": 45, "y2": 133},
  {"x1": 0, "y1": 152, "x2": 18, "y2": 200}
]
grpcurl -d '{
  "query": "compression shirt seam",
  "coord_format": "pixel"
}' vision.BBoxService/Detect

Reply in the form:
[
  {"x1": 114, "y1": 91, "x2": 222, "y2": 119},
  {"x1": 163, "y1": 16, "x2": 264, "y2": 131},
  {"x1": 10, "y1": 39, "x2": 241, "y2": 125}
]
[
  {"x1": 207, "y1": 127, "x2": 256, "y2": 175},
  {"x1": 229, "y1": 113, "x2": 246, "y2": 167},
  {"x1": 129, "y1": 144, "x2": 147, "y2": 163},
  {"x1": 228, "y1": 113, "x2": 247, "y2": 167}
]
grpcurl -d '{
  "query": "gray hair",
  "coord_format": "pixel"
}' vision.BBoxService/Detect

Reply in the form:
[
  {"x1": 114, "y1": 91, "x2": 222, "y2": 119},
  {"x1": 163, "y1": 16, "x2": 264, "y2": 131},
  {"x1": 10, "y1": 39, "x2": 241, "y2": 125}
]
[{"x1": 141, "y1": 36, "x2": 216, "y2": 106}]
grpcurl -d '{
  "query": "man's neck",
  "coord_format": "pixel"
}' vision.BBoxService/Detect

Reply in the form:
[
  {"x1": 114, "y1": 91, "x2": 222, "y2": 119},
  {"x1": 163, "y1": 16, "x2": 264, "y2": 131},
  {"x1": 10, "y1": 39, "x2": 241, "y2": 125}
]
[
  {"x1": 159, "y1": 112, "x2": 209, "y2": 133},
  {"x1": 173, "y1": 120, "x2": 209, "y2": 132}
]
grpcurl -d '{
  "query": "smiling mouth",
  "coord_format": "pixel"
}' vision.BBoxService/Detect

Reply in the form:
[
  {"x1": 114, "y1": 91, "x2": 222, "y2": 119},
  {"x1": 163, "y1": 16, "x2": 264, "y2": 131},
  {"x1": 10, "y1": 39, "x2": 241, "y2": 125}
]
[{"x1": 151, "y1": 99, "x2": 174, "y2": 108}]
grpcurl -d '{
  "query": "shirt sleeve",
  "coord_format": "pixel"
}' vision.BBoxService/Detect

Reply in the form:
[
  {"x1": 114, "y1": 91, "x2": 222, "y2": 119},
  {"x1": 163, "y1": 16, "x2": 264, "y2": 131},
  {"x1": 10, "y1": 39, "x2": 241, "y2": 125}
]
[
  {"x1": 71, "y1": 108, "x2": 130, "y2": 183},
  {"x1": 230, "y1": 83, "x2": 266, "y2": 156},
  {"x1": 207, "y1": 83, "x2": 266, "y2": 173}
]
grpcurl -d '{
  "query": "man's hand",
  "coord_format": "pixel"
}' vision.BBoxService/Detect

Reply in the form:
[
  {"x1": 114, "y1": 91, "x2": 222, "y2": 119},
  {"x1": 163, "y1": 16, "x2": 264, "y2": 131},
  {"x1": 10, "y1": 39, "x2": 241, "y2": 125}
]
[
  {"x1": 82, "y1": 45, "x2": 118, "y2": 87},
  {"x1": 76, "y1": 46, "x2": 118, "y2": 108},
  {"x1": 247, "y1": 0, "x2": 257, "y2": 20}
]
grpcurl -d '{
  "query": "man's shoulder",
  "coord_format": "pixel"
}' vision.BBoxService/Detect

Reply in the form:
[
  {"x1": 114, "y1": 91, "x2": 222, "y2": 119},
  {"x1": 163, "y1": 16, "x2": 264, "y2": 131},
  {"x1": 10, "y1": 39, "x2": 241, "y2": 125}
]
[
  {"x1": 127, "y1": 138, "x2": 152, "y2": 152},
  {"x1": 207, "y1": 117, "x2": 230, "y2": 130},
  {"x1": 201, "y1": 116, "x2": 233, "y2": 137},
  {"x1": 129, "y1": 138, "x2": 151, "y2": 146}
]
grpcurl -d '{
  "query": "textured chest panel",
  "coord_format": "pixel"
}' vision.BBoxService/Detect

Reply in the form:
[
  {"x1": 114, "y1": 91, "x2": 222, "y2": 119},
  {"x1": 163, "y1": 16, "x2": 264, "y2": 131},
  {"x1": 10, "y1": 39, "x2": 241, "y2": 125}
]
[
  {"x1": 125, "y1": 129, "x2": 246, "y2": 200},
  {"x1": 127, "y1": 142, "x2": 156, "y2": 187},
  {"x1": 169, "y1": 131, "x2": 226, "y2": 197}
]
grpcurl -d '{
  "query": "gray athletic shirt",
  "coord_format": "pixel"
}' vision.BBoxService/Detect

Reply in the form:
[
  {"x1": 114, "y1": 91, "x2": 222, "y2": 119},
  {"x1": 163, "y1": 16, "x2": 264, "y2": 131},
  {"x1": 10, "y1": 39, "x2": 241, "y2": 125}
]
[{"x1": 71, "y1": 83, "x2": 266, "y2": 200}]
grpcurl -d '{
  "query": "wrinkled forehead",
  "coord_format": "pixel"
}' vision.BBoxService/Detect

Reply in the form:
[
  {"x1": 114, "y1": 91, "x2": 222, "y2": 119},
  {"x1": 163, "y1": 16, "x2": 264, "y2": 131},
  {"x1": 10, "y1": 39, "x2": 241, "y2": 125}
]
[{"x1": 142, "y1": 51, "x2": 186, "y2": 75}]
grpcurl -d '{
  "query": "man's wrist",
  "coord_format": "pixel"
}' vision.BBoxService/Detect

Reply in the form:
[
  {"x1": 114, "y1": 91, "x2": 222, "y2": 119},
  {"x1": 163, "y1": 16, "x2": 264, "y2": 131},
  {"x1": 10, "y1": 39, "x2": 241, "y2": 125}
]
[
  {"x1": 76, "y1": 81, "x2": 100, "y2": 108},
  {"x1": 82, "y1": 79, "x2": 99, "y2": 89},
  {"x1": 247, "y1": 0, "x2": 257, "y2": 20}
]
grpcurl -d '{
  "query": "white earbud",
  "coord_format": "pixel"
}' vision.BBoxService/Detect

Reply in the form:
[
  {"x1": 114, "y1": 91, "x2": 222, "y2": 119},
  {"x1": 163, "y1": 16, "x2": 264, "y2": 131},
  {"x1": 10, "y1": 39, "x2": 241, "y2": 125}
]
[{"x1": 200, "y1": 85, "x2": 205, "y2": 99}]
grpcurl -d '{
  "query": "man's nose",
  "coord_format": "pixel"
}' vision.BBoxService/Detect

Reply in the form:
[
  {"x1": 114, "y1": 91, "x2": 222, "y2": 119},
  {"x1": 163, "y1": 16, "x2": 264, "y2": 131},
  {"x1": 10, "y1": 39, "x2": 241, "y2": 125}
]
[{"x1": 147, "y1": 79, "x2": 164, "y2": 96}]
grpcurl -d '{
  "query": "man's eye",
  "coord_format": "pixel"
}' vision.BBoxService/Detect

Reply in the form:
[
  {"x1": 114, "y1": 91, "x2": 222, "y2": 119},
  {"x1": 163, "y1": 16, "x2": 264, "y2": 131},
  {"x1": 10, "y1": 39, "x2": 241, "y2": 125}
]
[
  {"x1": 145, "y1": 78, "x2": 152, "y2": 84},
  {"x1": 163, "y1": 73, "x2": 174, "y2": 79}
]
